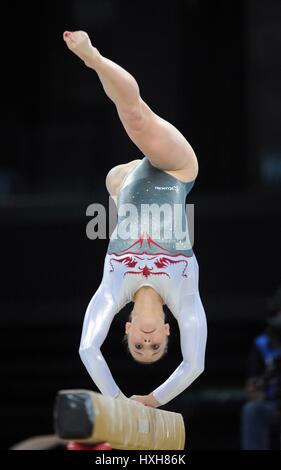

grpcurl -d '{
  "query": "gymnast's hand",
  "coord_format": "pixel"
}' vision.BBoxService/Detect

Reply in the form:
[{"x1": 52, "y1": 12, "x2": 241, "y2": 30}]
[
  {"x1": 130, "y1": 393, "x2": 160, "y2": 408},
  {"x1": 63, "y1": 30, "x2": 101, "y2": 67}
]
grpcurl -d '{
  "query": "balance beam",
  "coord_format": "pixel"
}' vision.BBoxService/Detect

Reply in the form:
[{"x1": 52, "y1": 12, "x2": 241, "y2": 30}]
[{"x1": 54, "y1": 390, "x2": 185, "y2": 450}]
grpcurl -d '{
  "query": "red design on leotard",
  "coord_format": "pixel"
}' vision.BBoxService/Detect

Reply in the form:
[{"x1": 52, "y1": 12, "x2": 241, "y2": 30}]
[
  {"x1": 108, "y1": 232, "x2": 189, "y2": 278},
  {"x1": 109, "y1": 256, "x2": 138, "y2": 272},
  {"x1": 119, "y1": 231, "x2": 171, "y2": 254},
  {"x1": 154, "y1": 257, "x2": 188, "y2": 277},
  {"x1": 124, "y1": 264, "x2": 170, "y2": 278},
  {"x1": 109, "y1": 254, "x2": 188, "y2": 278}
]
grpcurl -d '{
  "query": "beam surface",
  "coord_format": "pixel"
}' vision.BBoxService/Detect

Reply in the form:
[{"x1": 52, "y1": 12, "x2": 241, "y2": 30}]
[{"x1": 54, "y1": 389, "x2": 185, "y2": 450}]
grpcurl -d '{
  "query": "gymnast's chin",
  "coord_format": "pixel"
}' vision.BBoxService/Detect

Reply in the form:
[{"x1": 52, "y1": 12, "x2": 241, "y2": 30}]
[{"x1": 124, "y1": 286, "x2": 170, "y2": 364}]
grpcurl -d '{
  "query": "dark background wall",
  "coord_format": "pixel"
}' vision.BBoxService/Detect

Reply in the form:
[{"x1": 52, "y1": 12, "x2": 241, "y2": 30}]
[{"x1": 1, "y1": 0, "x2": 280, "y2": 449}]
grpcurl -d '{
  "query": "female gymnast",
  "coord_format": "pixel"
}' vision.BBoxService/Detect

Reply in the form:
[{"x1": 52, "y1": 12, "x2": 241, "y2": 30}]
[{"x1": 63, "y1": 30, "x2": 207, "y2": 408}]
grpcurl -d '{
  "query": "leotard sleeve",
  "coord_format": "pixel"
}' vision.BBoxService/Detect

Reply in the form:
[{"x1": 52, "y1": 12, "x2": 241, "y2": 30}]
[
  {"x1": 79, "y1": 282, "x2": 124, "y2": 398},
  {"x1": 152, "y1": 291, "x2": 207, "y2": 406}
]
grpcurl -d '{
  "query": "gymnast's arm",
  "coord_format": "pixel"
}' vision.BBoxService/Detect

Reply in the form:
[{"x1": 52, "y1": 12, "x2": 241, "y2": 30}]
[
  {"x1": 63, "y1": 31, "x2": 198, "y2": 181},
  {"x1": 79, "y1": 283, "x2": 124, "y2": 399},
  {"x1": 152, "y1": 293, "x2": 207, "y2": 406}
]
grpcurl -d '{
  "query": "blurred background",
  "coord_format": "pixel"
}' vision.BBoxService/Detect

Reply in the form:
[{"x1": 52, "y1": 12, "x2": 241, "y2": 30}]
[{"x1": 1, "y1": 0, "x2": 280, "y2": 450}]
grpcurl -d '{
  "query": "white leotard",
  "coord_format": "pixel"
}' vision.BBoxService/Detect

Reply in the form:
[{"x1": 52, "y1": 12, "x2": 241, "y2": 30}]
[
  {"x1": 80, "y1": 157, "x2": 207, "y2": 406},
  {"x1": 79, "y1": 250, "x2": 207, "y2": 406}
]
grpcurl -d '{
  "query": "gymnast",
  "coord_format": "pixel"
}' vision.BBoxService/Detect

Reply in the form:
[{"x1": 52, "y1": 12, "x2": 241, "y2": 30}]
[{"x1": 63, "y1": 30, "x2": 207, "y2": 408}]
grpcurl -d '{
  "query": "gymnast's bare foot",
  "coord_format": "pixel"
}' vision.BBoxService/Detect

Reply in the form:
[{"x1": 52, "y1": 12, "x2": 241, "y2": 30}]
[{"x1": 63, "y1": 30, "x2": 101, "y2": 68}]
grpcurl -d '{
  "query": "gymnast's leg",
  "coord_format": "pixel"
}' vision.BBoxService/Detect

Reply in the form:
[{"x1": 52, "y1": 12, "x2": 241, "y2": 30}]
[
  {"x1": 63, "y1": 31, "x2": 198, "y2": 181},
  {"x1": 63, "y1": 30, "x2": 146, "y2": 130}
]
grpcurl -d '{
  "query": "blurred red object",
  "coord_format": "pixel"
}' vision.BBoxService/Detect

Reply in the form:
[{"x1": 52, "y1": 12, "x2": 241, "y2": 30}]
[{"x1": 68, "y1": 441, "x2": 112, "y2": 450}]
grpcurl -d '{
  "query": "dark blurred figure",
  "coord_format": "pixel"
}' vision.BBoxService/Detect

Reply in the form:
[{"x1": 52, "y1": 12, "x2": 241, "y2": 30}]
[{"x1": 241, "y1": 287, "x2": 281, "y2": 450}]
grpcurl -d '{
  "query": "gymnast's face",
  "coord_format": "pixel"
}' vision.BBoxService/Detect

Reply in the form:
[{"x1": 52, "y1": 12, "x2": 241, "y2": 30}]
[{"x1": 125, "y1": 311, "x2": 170, "y2": 363}]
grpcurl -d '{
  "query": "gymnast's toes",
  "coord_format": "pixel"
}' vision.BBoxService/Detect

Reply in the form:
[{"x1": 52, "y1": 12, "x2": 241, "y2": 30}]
[{"x1": 63, "y1": 30, "x2": 88, "y2": 44}]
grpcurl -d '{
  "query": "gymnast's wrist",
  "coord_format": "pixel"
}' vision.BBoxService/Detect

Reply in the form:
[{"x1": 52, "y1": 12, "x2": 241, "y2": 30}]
[
  {"x1": 149, "y1": 392, "x2": 161, "y2": 408},
  {"x1": 116, "y1": 390, "x2": 127, "y2": 400}
]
